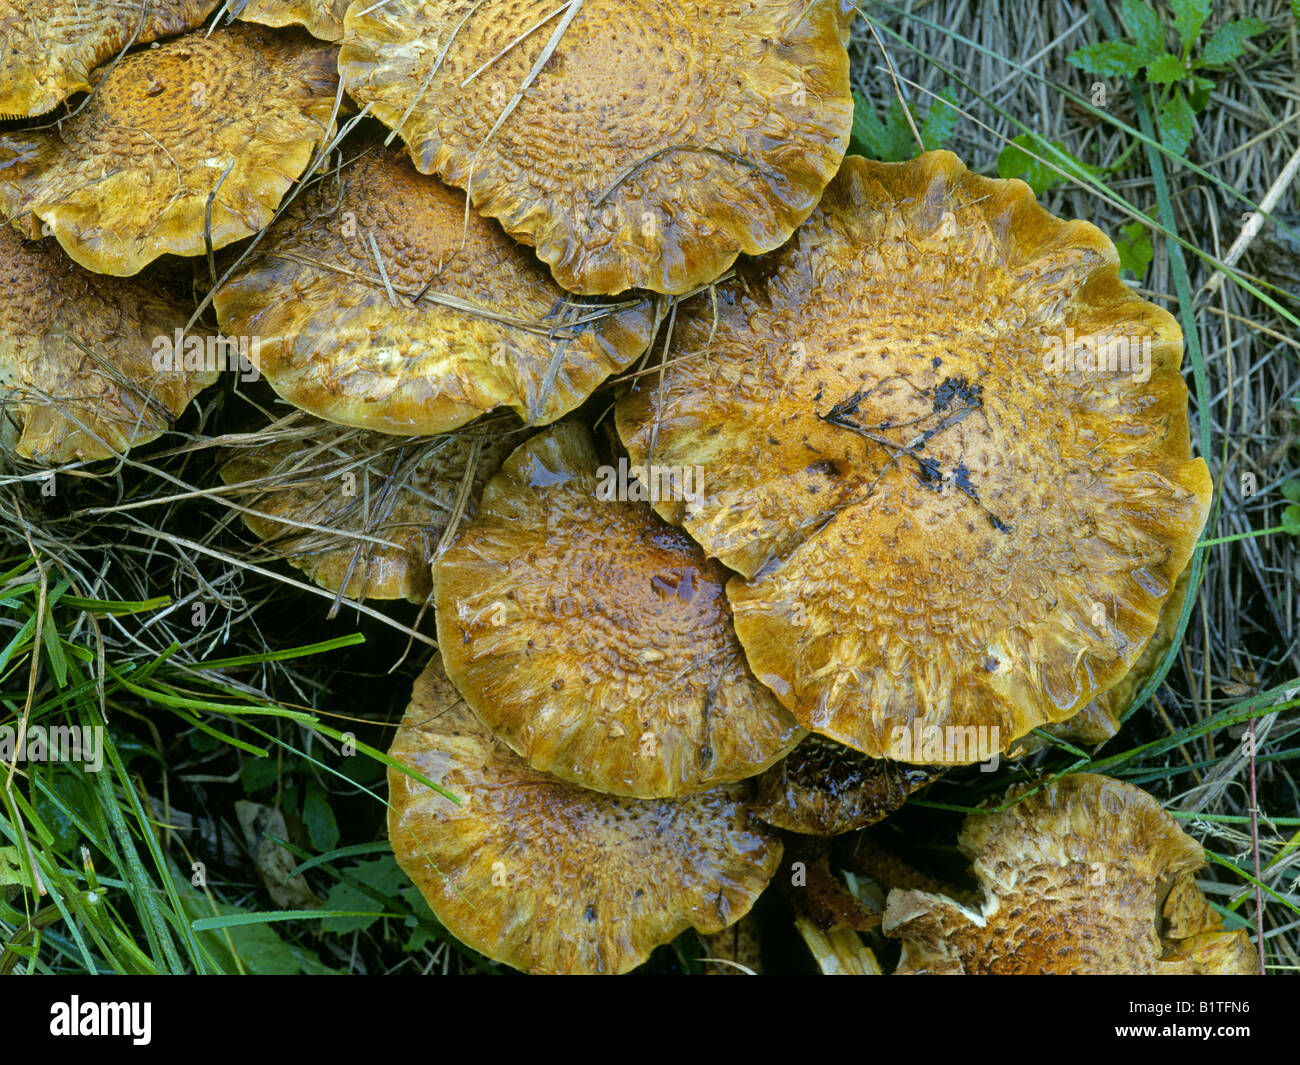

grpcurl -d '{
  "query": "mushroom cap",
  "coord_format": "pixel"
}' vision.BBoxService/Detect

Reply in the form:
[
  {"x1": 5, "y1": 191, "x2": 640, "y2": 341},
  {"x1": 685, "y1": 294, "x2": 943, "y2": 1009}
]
[
  {"x1": 0, "y1": 0, "x2": 220, "y2": 118},
  {"x1": 1041, "y1": 565, "x2": 1193, "y2": 747},
  {"x1": 434, "y1": 421, "x2": 803, "y2": 797},
  {"x1": 339, "y1": 0, "x2": 853, "y2": 295},
  {"x1": 615, "y1": 151, "x2": 1213, "y2": 760},
  {"x1": 0, "y1": 226, "x2": 217, "y2": 463},
  {"x1": 881, "y1": 773, "x2": 1257, "y2": 974},
  {"x1": 388, "y1": 653, "x2": 784, "y2": 974},
  {"x1": 230, "y1": 0, "x2": 349, "y2": 40},
  {"x1": 220, "y1": 417, "x2": 520, "y2": 602},
  {"x1": 751, "y1": 734, "x2": 941, "y2": 836},
  {"x1": 0, "y1": 24, "x2": 339, "y2": 275},
  {"x1": 213, "y1": 145, "x2": 657, "y2": 435}
]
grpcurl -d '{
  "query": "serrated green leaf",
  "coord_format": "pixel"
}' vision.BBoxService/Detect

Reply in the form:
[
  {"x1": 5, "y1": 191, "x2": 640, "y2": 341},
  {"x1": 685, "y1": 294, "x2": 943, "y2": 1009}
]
[
  {"x1": 1159, "y1": 89, "x2": 1197, "y2": 157},
  {"x1": 1116, "y1": 222, "x2": 1155, "y2": 279},
  {"x1": 850, "y1": 92, "x2": 917, "y2": 162},
  {"x1": 1146, "y1": 52, "x2": 1188, "y2": 84},
  {"x1": 1067, "y1": 40, "x2": 1151, "y2": 77},
  {"x1": 1198, "y1": 18, "x2": 1268, "y2": 67},
  {"x1": 1170, "y1": 0, "x2": 1210, "y2": 51},
  {"x1": 320, "y1": 857, "x2": 410, "y2": 934},
  {"x1": 996, "y1": 133, "x2": 1104, "y2": 196},
  {"x1": 1120, "y1": 0, "x2": 1166, "y2": 56},
  {"x1": 918, "y1": 89, "x2": 959, "y2": 151}
]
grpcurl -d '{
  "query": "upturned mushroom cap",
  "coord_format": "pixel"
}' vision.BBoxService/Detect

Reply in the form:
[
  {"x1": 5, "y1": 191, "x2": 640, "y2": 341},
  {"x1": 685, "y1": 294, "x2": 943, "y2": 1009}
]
[
  {"x1": 0, "y1": 24, "x2": 338, "y2": 275},
  {"x1": 751, "y1": 734, "x2": 941, "y2": 836},
  {"x1": 339, "y1": 0, "x2": 854, "y2": 295},
  {"x1": 0, "y1": 226, "x2": 217, "y2": 463},
  {"x1": 220, "y1": 417, "x2": 520, "y2": 602},
  {"x1": 213, "y1": 146, "x2": 657, "y2": 435},
  {"x1": 0, "y1": 0, "x2": 220, "y2": 118},
  {"x1": 881, "y1": 773, "x2": 1257, "y2": 974},
  {"x1": 230, "y1": 0, "x2": 349, "y2": 40},
  {"x1": 388, "y1": 653, "x2": 784, "y2": 974},
  {"x1": 616, "y1": 151, "x2": 1213, "y2": 761},
  {"x1": 434, "y1": 421, "x2": 802, "y2": 797}
]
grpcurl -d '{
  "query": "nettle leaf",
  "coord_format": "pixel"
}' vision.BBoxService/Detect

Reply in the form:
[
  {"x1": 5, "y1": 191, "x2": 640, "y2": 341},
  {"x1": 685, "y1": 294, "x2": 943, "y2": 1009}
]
[
  {"x1": 850, "y1": 93, "x2": 918, "y2": 162},
  {"x1": 1146, "y1": 52, "x2": 1188, "y2": 84},
  {"x1": 1067, "y1": 40, "x2": 1151, "y2": 77},
  {"x1": 996, "y1": 133, "x2": 1104, "y2": 196},
  {"x1": 320, "y1": 856, "x2": 409, "y2": 934},
  {"x1": 1198, "y1": 18, "x2": 1268, "y2": 68},
  {"x1": 1116, "y1": 222, "x2": 1155, "y2": 279},
  {"x1": 1120, "y1": 0, "x2": 1166, "y2": 56},
  {"x1": 1159, "y1": 89, "x2": 1197, "y2": 157},
  {"x1": 919, "y1": 89, "x2": 960, "y2": 152},
  {"x1": 1188, "y1": 74, "x2": 1216, "y2": 111},
  {"x1": 1170, "y1": 0, "x2": 1211, "y2": 52}
]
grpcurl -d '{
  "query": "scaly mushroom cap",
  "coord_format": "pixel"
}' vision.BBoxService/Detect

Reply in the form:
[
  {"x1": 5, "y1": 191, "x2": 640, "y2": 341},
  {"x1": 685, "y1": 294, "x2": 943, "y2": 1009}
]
[
  {"x1": 752, "y1": 734, "x2": 941, "y2": 835},
  {"x1": 0, "y1": 226, "x2": 217, "y2": 463},
  {"x1": 882, "y1": 774, "x2": 1257, "y2": 974},
  {"x1": 434, "y1": 421, "x2": 802, "y2": 797},
  {"x1": 230, "y1": 0, "x2": 350, "y2": 40},
  {"x1": 1042, "y1": 566, "x2": 1193, "y2": 746},
  {"x1": 0, "y1": 24, "x2": 339, "y2": 275},
  {"x1": 0, "y1": 0, "x2": 220, "y2": 118},
  {"x1": 616, "y1": 152, "x2": 1213, "y2": 760},
  {"x1": 388, "y1": 653, "x2": 784, "y2": 974},
  {"x1": 213, "y1": 146, "x2": 657, "y2": 434},
  {"x1": 220, "y1": 417, "x2": 520, "y2": 602},
  {"x1": 339, "y1": 0, "x2": 854, "y2": 295}
]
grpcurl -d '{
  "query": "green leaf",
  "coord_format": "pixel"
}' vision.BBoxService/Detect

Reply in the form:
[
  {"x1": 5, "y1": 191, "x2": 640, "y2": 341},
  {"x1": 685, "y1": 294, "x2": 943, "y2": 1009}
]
[
  {"x1": 918, "y1": 88, "x2": 960, "y2": 151},
  {"x1": 1282, "y1": 504, "x2": 1300, "y2": 536},
  {"x1": 1145, "y1": 52, "x2": 1188, "y2": 84},
  {"x1": 1116, "y1": 222, "x2": 1155, "y2": 279},
  {"x1": 1066, "y1": 40, "x2": 1151, "y2": 77},
  {"x1": 1158, "y1": 89, "x2": 1197, "y2": 157},
  {"x1": 184, "y1": 898, "x2": 337, "y2": 974},
  {"x1": 1120, "y1": 0, "x2": 1166, "y2": 56},
  {"x1": 1170, "y1": 0, "x2": 1211, "y2": 51},
  {"x1": 996, "y1": 133, "x2": 1104, "y2": 196},
  {"x1": 1198, "y1": 18, "x2": 1268, "y2": 68},
  {"x1": 1188, "y1": 74, "x2": 1216, "y2": 111},
  {"x1": 850, "y1": 92, "x2": 917, "y2": 162},
  {"x1": 320, "y1": 857, "x2": 409, "y2": 934},
  {"x1": 1282, "y1": 480, "x2": 1300, "y2": 503},
  {"x1": 301, "y1": 782, "x2": 339, "y2": 854}
]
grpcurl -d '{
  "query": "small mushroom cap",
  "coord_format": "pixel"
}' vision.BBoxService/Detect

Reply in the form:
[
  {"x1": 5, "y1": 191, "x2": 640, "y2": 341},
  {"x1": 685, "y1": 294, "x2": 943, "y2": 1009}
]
[
  {"x1": 616, "y1": 151, "x2": 1212, "y2": 760},
  {"x1": 0, "y1": 226, "x2": 217, "y2": 463},
  {"x1": 881, "y1": 773, "x2": 1257, "y2": 974},
  {"x1": 751, "y1": 734, "x2": 941, "y2": 836},
  {"x1": 0, "y1": 24, "x2": 339, "y2": 275},
  {"x1": 0, "y1": 0, "x2": 220, "y2": 118},
  {"x1": 213, "y1": 146, "x2": 656, "y2": 435},
  {"x1": 388, "y1": 653, "x2": 784, "y2": 974},
  {"x1": 230, "y1": 0, "x2": 349, "y2": 40},
  {"x1": 434, "y1": 421, "x2": 803, "y2": 797},
  {"x1": 220, "y1": 417, "x2": 519, "y2": 602},
  {"x1": 339, "y1": 0, "x2": 853, "y2": 295}
]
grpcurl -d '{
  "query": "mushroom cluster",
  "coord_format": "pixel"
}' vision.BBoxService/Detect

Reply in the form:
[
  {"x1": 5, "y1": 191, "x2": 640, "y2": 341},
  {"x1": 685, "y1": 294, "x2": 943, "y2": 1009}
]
[{"x1": 0, "y1": 3, "x2": 1246, "y2": 975}]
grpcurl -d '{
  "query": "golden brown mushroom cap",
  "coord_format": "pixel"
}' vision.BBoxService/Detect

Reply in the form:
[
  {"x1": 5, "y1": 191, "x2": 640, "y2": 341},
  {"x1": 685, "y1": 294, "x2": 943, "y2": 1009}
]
[
  {"x1": 434, "y1": 421, "x2": 802, "y2": 797},
  {"x1": 751, "y1": 734, "x2": 941, "y2": 836},
  {"x1": 230, "y1": 0, "x2": 349, "y2": 40},
  {"x1": 0, "y1": 226, "x2": 217, "y2": 463},
  {"x1": 616, "y1": 151, "x2": 1213, "y2": 760},
  {"x1": 0, "y1": 24, "x2": 338, "y2": 275},
  {"x1": 388, "y1": 653, "x2": 784, "y2": 974},
  {"x1": 0, "y1": 0, "x2": 219, "y2": 118},
  {"x1": 213, "y1": 146, "x2": 656, "y2": 435},
  {"x1": 339, "y1": 0, "x2": 853, "y2": 295},
  {"x1": 220, "y1": 417, "x2": 520, "y2": 602},
  {"x1": 882, "y1": 774, "x2": 1257, "y2": 974}
]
